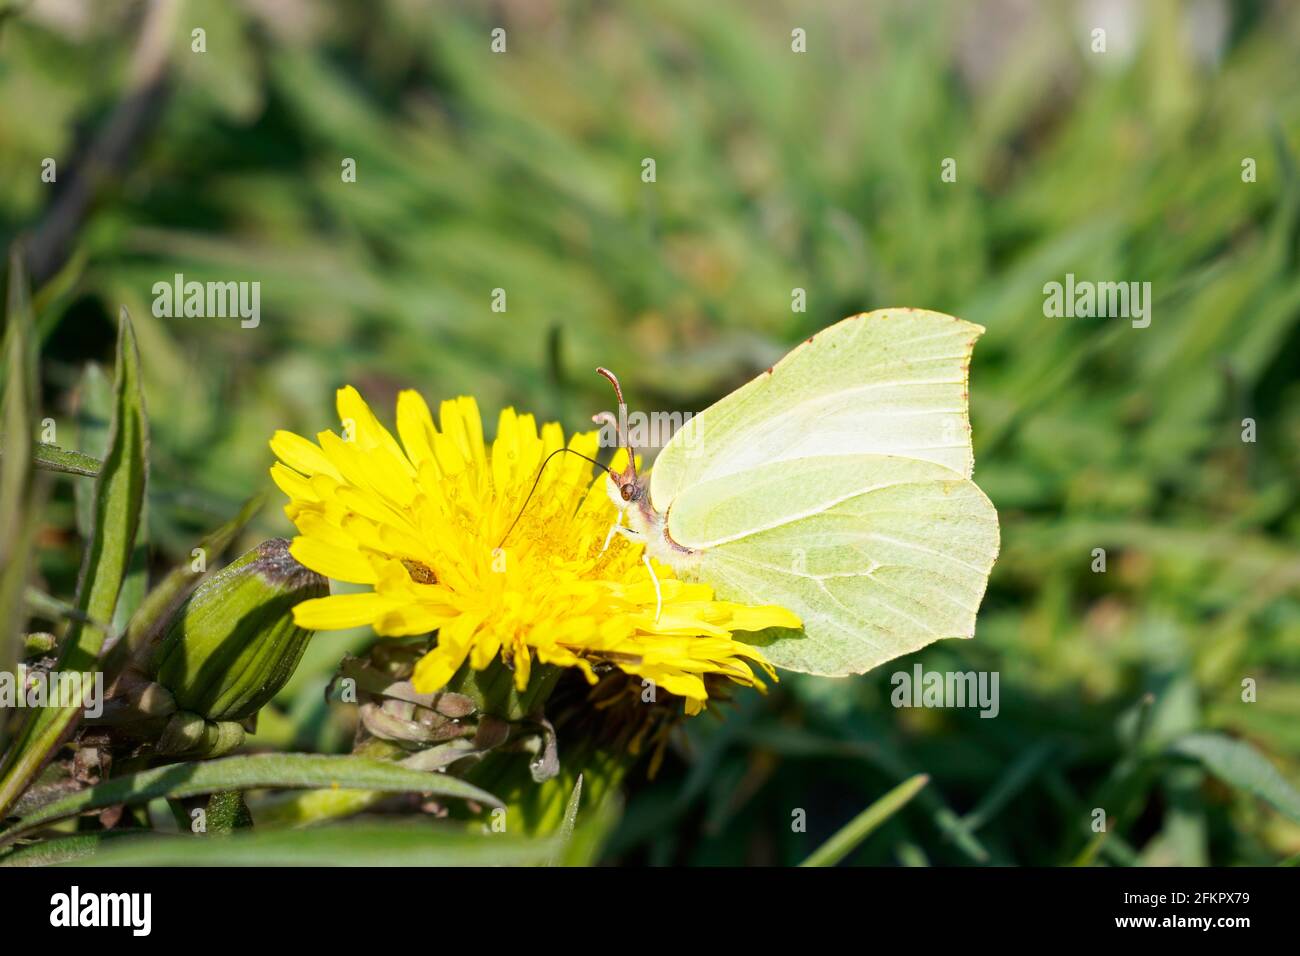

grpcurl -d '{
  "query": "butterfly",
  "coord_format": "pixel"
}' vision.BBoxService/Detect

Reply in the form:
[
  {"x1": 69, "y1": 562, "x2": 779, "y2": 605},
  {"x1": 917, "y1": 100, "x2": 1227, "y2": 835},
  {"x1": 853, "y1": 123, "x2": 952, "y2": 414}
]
[{"x1": 596, "y1": 308, "x2": 1000, "y2": 677}]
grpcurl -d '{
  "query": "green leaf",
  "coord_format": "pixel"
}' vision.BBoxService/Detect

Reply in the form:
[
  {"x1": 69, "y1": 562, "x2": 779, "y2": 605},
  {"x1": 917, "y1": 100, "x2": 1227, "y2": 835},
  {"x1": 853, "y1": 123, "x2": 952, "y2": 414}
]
[
  {"x1": 952, "y1": 742, "x2": 1055, "y2": 840},
  {"x1": 73, "y1": 363, "x2": 145, "y2": 633},
  {"x1": 0, "y1": 752, "x2": 502, "y2": 847},
  {"x1": 249, "y1": 785, "x2": 389, "y2": 829},
  {"x1": 1170, "y1": 733, "x2": 1300, "y2": 825},
  {"x1": 63, "y1": 307, "x2": 149, "y2": 671},
  {"x1": 204, "y1": 790, "x2": 254, "y2": 833},
  {"x1": 547, "y1": 773, "x2": 583, "y2": 867},
  {"x1": 70, "y1": 823, "x2": 557, "y2": 867},
  {"x1": 113, "y1": 502, "x2": 148, "y2": 635},
  {"x1": 799, "y1": 773, "x2": 930, "y2": 867},
  {"x1": 29, "y1": 444, "x2": 102, "y2": 477},
  {"x1": 73, "y1": 363, "x2": 112, "y2": 533},
  {"x1": 1070, "y1": 829, "x2": 1109, "y2": 867},
  {"x1": 737, "y1": 721, "x2": 991, "y2": 863},
  {"x1": 0, "y1": 832, "x2": 137, "y2": 867},
  {"x1": 22, "y1": 587, "x2": 97, "y2": 627},
  {"x1": 102, "y1": 492, "x2": 263, "y2": 677},
  {"x1": 0, "y1": 247, "x2": 40, "y2": 754},
  {"x1": 445, "y1": 658, "x2": 562, "y2": 721},
  {"x1": 0, "y1": 308, "x2": 149, "y2": 817},
  {"x1": 0, "y1": 249, "x2": 36, "y2": 521}
]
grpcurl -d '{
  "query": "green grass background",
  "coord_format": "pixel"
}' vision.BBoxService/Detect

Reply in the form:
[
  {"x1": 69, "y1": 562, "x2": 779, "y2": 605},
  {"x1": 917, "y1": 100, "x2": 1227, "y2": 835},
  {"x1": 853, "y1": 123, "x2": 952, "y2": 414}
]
[{"x1": 2, "y1": 0, "x2": 1298, "y2": 864}]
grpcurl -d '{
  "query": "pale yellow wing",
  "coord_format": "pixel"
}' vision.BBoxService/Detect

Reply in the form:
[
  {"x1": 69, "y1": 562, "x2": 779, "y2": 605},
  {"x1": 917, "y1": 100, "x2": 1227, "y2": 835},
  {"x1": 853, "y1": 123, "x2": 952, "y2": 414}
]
[
  {"x1": 649, "y1": 309, "x2": 983, "y2": 514},
  {"x1": 669, "y1": 455, "x2": 1000, "y2": 676}
]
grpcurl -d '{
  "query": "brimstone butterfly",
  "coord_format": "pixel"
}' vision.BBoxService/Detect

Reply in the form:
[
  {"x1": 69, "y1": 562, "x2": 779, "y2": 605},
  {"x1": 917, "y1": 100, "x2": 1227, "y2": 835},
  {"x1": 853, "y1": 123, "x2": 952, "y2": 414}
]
[{"x1": 597, "y1": 308, "x2": 1000, "y2": 677}]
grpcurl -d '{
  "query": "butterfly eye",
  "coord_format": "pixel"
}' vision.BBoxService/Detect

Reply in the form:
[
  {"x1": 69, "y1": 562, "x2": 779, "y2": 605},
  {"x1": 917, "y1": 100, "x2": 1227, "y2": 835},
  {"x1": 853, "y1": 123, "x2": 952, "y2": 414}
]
[{"x1": 619, "y1": 484, "x2": 633, "y2": 502}]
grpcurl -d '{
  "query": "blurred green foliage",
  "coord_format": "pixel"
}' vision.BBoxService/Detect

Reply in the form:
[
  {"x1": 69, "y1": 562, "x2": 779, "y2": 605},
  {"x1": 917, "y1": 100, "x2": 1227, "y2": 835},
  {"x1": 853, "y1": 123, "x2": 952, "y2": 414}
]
[{"x1": 1, "y1": 0, "x2": 1298, "y2": 864}]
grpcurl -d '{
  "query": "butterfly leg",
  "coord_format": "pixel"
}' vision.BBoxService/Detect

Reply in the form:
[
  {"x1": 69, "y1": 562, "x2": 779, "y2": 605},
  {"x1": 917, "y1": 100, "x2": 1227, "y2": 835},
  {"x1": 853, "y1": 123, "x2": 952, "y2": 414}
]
[
  {"x1": 600, "y1": 523, "x2": 662, "y2": 621},
  {"x1": 641, "y1": 551, "x2": 663, "y2": 623},
  {"x1": 601, "y1": 508, "x2": 627, "y2": 553}
]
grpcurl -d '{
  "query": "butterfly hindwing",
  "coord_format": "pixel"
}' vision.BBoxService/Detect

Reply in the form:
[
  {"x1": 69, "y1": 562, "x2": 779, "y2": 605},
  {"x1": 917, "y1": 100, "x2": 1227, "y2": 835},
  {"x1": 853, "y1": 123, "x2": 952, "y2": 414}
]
[{"x1": 667, "y1": 454, "x2": 1000, "y2": 676}]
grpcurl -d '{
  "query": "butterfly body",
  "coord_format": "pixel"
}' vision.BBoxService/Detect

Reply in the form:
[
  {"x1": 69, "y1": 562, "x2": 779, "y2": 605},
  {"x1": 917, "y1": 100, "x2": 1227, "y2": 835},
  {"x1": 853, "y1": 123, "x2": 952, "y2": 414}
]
[
  {"x1": 601, "y1": 308, "x2": 1000, "y2": 677},
  {"x1": 603, "y1": 469, "x2": 699, "y2": 570}
]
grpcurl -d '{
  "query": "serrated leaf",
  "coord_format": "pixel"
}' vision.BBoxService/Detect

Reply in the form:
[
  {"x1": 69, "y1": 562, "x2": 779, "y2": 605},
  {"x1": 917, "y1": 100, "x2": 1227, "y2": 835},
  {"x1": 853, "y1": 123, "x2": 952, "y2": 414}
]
[{"x1": 0, "y1": 752, "x2": 502, "y2": 847}]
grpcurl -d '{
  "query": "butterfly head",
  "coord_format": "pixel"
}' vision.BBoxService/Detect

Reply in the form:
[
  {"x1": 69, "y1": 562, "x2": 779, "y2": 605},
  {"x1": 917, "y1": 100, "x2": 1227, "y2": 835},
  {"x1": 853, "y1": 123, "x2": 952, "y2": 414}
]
[
  {"x1": 605, "y1": 465, "x2": 646, "y2": 508},
  {"x1": 594, "y1": 366, "x2": 646, "y2": 510}
]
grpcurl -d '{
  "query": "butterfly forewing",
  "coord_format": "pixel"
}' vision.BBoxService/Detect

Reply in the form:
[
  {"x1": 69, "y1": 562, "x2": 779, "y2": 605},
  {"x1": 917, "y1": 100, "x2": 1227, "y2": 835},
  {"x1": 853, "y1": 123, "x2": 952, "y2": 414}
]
[{"x1": 649, "y1": 309, "x2": 983, "y2": 514}]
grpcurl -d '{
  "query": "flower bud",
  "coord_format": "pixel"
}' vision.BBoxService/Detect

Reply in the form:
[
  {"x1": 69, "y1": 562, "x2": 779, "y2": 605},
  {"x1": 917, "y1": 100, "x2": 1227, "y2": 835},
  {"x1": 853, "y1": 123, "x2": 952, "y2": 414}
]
[
  {"x1": 149, "y1": 538, "x2": 326, "y2": 722},
  {"x1": 157, "y1": 712, "x2": 246, "y2": 757}
]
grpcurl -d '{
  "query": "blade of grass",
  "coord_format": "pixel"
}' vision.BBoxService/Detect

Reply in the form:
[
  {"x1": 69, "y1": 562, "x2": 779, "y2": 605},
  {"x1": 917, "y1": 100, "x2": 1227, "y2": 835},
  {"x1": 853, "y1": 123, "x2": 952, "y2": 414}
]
[
  {"x1": 0, "y1": 308, "x2": 148, "y2": 817},
  {"x1": 0, "y1": 752, "x2": 503, "y2": 847},
  {"x1": 73, "y1": 822, "x2": 557, "y2": 867},
  {"x1": 799, "y1": 773, "x2": 930, "y2": 867},
  {"x1": 28, "y1": 444, "x2": 101, "y2": 477},
  {"x1": 1070, "y1": 829, "x2": 1110, "y2": 867},
  {"x1": 22, "y1": 587, "x2": 97, "y2": 627},
  {"x1": 73, "y1": 363, "x2": 112, "y2": 534},
  {"x1": 1170, "y1": 733, "x2": 1300, "y2": 825},
  {"x1": 71, "y1": 362, "x2": 146, "y2": 632},
  {"x1": 546, "y1": 773, "x2": 583, "y2": 867},
  {"x1": 113, "y1": 498, "x2": 149, "y2": 635},
  {"x1": 736, "y1": 720, "x2": 991, "y2": 862},
  {"x1": 0, "y1": 247, "x2": 40, "y2": 753},
  {"x1": 0, "y1": 250, "x2": 36, "y2": 509},
  {"x1": 951, "y1": 741, "x2": 1055, "y2": 840},
  {"x1": 0, "y1": 831, "x2": 140, "y2": 867}
]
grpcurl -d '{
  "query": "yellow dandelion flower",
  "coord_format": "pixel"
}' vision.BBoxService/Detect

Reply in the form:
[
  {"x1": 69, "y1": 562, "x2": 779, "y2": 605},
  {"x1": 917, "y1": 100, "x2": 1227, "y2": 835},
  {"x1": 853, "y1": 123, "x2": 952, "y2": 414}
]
[{"x1": 269, "y1": 387, "x2": 799, "y2": 714}]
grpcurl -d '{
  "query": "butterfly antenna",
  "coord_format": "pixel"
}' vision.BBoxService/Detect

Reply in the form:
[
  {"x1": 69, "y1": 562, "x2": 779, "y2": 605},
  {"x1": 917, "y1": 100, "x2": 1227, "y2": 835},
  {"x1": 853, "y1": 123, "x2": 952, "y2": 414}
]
[
  {"x1": 595, "y1": 367, "x2": 634, "y2": 477},
  {"x1": 498, "y1": 447, "x2": 610, "y2": 549}
]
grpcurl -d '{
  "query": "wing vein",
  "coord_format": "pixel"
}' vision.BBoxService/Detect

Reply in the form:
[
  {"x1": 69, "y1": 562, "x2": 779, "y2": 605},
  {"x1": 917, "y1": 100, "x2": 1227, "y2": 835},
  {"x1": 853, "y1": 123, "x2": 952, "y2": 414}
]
[{"x1": 682, "y1": 478, "x2": 956, "y2": 549}]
